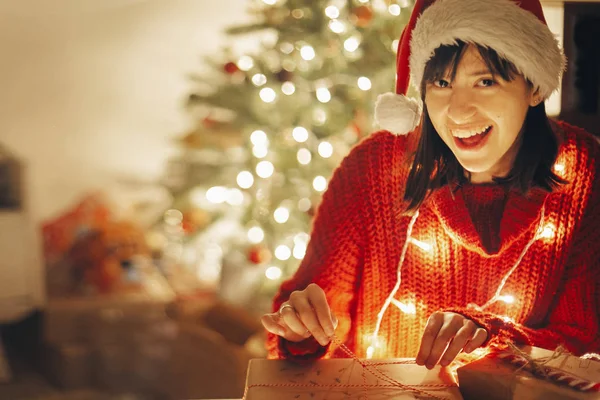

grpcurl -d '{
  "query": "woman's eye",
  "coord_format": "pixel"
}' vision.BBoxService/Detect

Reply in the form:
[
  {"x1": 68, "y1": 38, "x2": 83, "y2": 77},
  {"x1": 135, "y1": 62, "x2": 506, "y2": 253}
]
[
  {"x1": 434, "y1": 79, "x2": 450, "y2": 88},
  {"x1": 479, "y1": 79, "x2": 496, "y2": 87}
]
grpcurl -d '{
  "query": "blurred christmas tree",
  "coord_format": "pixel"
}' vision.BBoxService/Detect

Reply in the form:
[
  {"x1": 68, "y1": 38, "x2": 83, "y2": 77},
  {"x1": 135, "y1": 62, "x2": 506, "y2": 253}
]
[{"x1": 155, "y1": 0, "x2": 413, "y2": 313}]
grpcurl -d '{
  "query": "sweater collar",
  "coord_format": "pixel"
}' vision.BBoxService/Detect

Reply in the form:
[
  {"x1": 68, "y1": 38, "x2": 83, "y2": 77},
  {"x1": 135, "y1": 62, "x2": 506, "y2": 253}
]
[{"x1": 427, "y1": 184, "x2": 548, "y2": 257}]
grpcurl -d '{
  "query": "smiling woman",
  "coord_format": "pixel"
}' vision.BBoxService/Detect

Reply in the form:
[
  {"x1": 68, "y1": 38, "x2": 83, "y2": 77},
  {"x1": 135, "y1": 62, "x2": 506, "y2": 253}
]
[{"x1": 262, "y1": 0, "x2": 600, "y2": 370}]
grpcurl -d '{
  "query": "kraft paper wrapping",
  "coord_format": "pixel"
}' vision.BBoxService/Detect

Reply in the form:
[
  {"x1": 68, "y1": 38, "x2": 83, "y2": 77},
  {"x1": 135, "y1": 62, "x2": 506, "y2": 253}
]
[
  {"x1": 244, "y1": 358, "x2": 463, "y2": 400},
  {"x1": 457, "y1": 346, "x2": 600, "y2": 400}
]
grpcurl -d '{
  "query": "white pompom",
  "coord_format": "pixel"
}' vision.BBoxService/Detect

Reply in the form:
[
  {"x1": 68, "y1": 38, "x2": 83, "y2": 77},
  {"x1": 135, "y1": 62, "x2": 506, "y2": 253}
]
[{"x1": 374, "y1": 93, "x2": 422, "y2": 135}]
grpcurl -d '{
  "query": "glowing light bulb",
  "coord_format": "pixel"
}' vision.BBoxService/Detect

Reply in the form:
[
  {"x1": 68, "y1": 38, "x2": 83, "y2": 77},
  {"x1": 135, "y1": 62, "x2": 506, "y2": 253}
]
[
  {"x1": 329, "y1": 20, "x2": 346, "y2": 33},
  {"x1": 538, "y1": 223, "x2": 556, "y2": 240},
  {"x1": 313, "y1": 176, "x2": 327, "y2": 192},
  {"x1": 300, "y1": 45, "x2": 316, "y2": 61},
  {"x1": 388, "y1": 4, "x2": 401, "y2": 15},
  {"x1": 262, "y1": 0, "x2": 276, "y2": 4},
  {"x1": 237, "y1": 56, "x2": 254, "y2": 71},
  {"x1": 252, "y1": 74, "x2": 267, "y2": 86},
  {"x1": 274, "y1": 207, "x2": 290, "y2": 223},
  {"x1": 318, "y1": 141, "x2": 334, "y2": 158},
  {"x1": 409, "y1": 238, "x2": 433, "y2": 252},
  {"x1": 237, "y1": 171, "x2": 254, "y2": 189},
  {"x1": 325, "y1": 6, "x2": 340, "y2": 19},
  {"x1": 259, "y1": 88, "x2": 277, "y2": 103},
  {"x1": 292, "y1": 126, "x2": 309, "y2": 143},
  {"x1": 293, "y1": 243, "x2": 307, "y2": 259},
  {"x1": 298, "y1": 198, "x2": 311, "y2": 212},
  {"x1": 391, "y1": 39, "x2": 399, "y2": 53},
  {"x1": 344, "y1": 37, "x2": 360, "y2": 52},
  {"x1": 226, "y1": 189, "x2": 244, "y2": 206},
  {"x1": 248, "y1": 227, "x2": 265, "y2": 243},
  {"x1": 206, "y1": 186, "x2": 227, "y2": 204},
  {"x1": 498, "y1": 295, "x2": 515, "y2": 304},
  {"x1": 316, "y1": 87, "x2": 331, "y2": 103},
  {"x1": 297, "y1": 148, "x2": 312, "y2": 165},
  {"x1": 357, "y1": 77, "x2": 372, "y2": 91},
  {"x1": 275, "y1": 245, "x2": 291, "y2": 261},
  {"x1": 256, "y1": 161, "x2": 274, "y2": 178},
  {"x1": 265, "y1": 266, "x2": 282, "y2": 280},
  {"x1": 250, "y1": 130, "x2": 268, "y2": 146},
  {"x1": 252, "y1": 146, "x2": 268, "y2": 158},
  {"x1": 282, "y1": 82, "x2": 296, "y2": 95}
]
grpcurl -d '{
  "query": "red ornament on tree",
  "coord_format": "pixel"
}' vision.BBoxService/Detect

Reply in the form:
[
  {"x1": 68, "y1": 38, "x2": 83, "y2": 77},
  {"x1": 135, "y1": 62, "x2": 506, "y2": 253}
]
[
  {"x1": 247, "y1": 245, "x2": 272, "y2": 265},
  {"x1": 351, "y1": 5, "x2": 373, "y2": 28},
  {"x1": 223, "y1": 61, "x2": 240, "y2": 75}
]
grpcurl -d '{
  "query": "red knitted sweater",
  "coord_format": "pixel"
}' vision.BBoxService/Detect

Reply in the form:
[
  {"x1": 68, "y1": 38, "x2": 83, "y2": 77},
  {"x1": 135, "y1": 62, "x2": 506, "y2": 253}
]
[{"x1": 266, "y1": 121, "x2": 600, "y2": 361}]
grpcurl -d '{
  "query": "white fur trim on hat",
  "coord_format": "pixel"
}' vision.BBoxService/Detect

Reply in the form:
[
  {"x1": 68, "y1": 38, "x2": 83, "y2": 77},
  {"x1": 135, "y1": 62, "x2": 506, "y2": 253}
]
[
  {"x1": 410, "y1": 0, "x2": 566, "y2": 100},
  {"x1": 374, "y1": 93, "x2": 422, "y2": 135}
]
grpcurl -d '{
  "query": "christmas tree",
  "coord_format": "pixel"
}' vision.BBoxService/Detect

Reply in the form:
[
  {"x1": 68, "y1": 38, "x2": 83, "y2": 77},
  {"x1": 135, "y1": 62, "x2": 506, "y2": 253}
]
[{"x1": 155, "y1": 0, "x2": 413, "y2": 313}]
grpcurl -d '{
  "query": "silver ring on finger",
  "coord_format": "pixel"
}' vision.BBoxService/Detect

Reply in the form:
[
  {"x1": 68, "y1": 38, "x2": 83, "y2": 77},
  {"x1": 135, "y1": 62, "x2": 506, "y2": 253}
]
[{"x1": 278, "y1": 303, "x2": 295, "y2": 318}]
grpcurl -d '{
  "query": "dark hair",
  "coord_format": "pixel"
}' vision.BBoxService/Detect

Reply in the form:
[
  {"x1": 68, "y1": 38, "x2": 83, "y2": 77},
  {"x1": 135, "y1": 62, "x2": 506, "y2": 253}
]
[{"x1": 403, "y1": 40, "x2": 567, "y2": 214}]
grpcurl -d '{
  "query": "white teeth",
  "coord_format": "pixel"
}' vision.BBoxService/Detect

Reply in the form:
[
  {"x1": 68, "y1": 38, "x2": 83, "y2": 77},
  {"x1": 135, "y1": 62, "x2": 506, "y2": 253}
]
[{"x1": 451, "y1": 126, "x2": 491, "y2": 138}]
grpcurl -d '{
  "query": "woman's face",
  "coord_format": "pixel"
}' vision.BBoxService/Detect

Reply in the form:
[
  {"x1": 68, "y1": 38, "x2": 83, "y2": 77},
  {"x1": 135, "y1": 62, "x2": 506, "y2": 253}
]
[{"x1": 424, "y1": 45, "x2": 539, "y2": 183}]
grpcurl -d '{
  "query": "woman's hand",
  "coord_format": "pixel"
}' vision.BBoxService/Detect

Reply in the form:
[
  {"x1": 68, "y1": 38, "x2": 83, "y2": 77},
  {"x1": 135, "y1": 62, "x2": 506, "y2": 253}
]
[
  {"x1": 261, "y1": 283, "x2": 338, "y2": 346},
  {"x1": 416, "y1": 311, "x2": 488, "y2": 369}
]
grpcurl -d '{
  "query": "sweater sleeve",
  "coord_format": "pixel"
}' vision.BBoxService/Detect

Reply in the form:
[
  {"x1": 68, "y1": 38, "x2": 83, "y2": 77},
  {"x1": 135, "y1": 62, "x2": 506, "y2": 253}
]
[
  {"x1": 265, "y1": 133, "x2": 381, "y2": 361},
  {"x1": 448, "y1": 146, "x2": 600, "y2": 356}
]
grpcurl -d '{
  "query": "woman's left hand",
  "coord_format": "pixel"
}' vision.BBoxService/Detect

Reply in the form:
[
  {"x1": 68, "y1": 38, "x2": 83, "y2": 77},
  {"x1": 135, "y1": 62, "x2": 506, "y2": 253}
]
[{"x1": 416, "y1": 311, "x2": 488, "y2": 369}]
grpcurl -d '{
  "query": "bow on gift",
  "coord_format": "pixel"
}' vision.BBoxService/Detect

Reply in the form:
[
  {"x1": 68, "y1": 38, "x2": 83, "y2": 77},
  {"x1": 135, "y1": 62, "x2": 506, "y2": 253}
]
[{"x1": 490, "y1": 343, "x2": 600, "y2": 393}]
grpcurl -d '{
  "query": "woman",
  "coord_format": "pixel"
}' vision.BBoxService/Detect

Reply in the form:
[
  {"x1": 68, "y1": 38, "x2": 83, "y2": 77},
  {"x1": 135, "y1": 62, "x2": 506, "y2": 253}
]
[{"x1": 261, "y1": 0, "x2": 600, "y2": 369}]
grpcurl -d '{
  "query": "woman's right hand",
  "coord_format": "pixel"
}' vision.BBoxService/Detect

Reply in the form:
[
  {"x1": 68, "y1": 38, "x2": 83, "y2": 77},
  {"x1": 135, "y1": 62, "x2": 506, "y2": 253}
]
[{"x1": 261, "y1": 283, "x2": 338, "y2": 346}]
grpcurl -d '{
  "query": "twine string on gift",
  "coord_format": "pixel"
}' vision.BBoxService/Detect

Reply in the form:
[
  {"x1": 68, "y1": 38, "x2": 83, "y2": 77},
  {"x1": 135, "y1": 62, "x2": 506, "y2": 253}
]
[
  {"x1": 490, "y1": 342, "x2": 600, "y2": 393},
  {"x1": 243, "y1": 335, "x2": 457, "y2": 400}
]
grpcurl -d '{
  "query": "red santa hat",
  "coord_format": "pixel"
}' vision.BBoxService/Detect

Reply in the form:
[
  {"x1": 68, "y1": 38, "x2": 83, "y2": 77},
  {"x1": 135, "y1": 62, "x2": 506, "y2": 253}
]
[{"x1": 374, "y1": 0, "x2": 567, "y2": 135}]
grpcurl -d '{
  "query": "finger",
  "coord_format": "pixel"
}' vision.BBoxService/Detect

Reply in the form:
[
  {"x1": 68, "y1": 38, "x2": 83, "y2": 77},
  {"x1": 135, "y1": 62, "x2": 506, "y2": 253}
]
[
  {"x1": 306, "y1": 284, "x2": 336, "y2": 337},
  {"x1": 416, "y1": 312, "x2": 444, "y2": 366},
  {"x1": 439, "y1": 321, "x2": 477, "y2": 366},
  {"x1": 464, "y1": 328, "x2": 488, "y2": 353},
  {"x1": 293, "y1": 295, "x2": 330, "y2": 346},
  {"x1": 261, "y1": 314, "x2": 286, "y2": 336},
  {"x1": 279, "y1": 301, "x2": 311, "y2": 339},
  {"x1": 425, "y1": 314, "x2": 464, "y2": 369}
]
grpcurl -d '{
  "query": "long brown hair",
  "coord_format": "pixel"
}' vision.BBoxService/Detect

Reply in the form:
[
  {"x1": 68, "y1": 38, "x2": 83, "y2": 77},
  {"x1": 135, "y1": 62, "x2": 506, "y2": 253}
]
[{"x1": 403, "y1": 40, "x2": 566, "y2": 214}]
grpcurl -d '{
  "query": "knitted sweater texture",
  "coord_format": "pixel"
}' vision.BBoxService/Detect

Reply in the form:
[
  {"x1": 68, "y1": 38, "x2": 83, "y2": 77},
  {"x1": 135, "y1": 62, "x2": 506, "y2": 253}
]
[{"x1": 266, "y1": 121, "x2": 600, "y2": 361}]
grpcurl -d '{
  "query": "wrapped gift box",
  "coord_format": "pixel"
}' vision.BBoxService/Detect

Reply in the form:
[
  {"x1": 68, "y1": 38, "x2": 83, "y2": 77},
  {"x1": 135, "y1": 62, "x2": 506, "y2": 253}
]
[
  {"x1": 244, "y1": 358, "x2": 463, "y2": 400},
  {"x1": 457, "y1": 346, "x2": 600, "y2": 400}
]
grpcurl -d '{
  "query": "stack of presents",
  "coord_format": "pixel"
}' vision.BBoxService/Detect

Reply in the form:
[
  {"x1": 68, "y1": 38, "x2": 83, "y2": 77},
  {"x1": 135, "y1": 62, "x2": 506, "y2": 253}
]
[{"x1": 39, "y1": 195, "x2": 266, "y2": 399}]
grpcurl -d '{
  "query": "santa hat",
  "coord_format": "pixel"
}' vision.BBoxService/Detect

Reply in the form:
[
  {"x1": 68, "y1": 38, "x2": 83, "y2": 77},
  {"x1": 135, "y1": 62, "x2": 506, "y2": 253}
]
[{"x1": 374, "y1": 0, "x2": 567, "y2": 135}]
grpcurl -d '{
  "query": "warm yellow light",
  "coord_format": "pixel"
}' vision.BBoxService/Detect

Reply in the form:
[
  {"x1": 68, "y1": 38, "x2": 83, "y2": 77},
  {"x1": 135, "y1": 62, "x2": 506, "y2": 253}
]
[
  {"x1": 259, "y1": 88, "x2": 277, "y2": 103},
  {"x1": 298, "y1": 198, "x2": 311, "y2": 212},
  {"x1": 292, "y1": 126, "x2": 309, "y2": 143},
  {"x1": 324, "y1": 6, "x2": 340, "y2": 19},
  {"x1": 237, "y1": 56, "x2": 254, "y2": 71},
  {"x1": 538, "y1": 223, "x2": 556, "y2": 240},
  {"x1": 275, "y1": 245, "x2": 291, "y2": 261},
  {"x1": 316, "y1": 87, "x2": 331, "y2": 103},
  {"x1": 274, "y1": 207, "x2": 290, "y2": 223},
  {"x1": 206, "y1": 186, "x2": 227, "y2": 204},
  {"x1": 252, "y1": 145, "x2": 268, "y2": 158},
  {"x1": 252, "y1": 74, "x2": 267, "y2": 86},
  {"x1": 250, "y1": 130, "x2": 268, "y2": 146},
  {"x1": 265, "y1": 266, "x2": 282, "y2": 280},
  {"x1": 313, "y1": 176, "x2": 328, "y2": 192},
  {"x1": 237, "y1": 171, "x2": 254, "y2": 189},
  {"x1": 391, "y1": 299, "x2": 416, "y2": 314},
  {"x1": 248, "y1": 227, "x2": 265, "y2": 243},
  {"x1": 498, "y1": 295, "x2": 515, "y2": 304},
  {"x1": 226, "y1": 189, "x2": 244, "y2": 206},
  {"x1": 409, "y1": 238, "x2": 433, "y2": 252},
  {"x1": 318, "y1": 141, "x2": 333, "y2": 158},
  {"x1": 388, "y1": 4, "x2": 401, "y2": 16},
  {"x1": 357, "y1": 77, "x2": 372, "y2": 91},
  {"x1": 344, "y1": 37, "x2": 360, "y2": 52},
  {"x1": 297, "y1": 148, "x2": 312, "y2": 165},
  {"x1": 282, "y1": 82, "x2": 295, "y2": 95},
  {"x1": 300, "y1": 45, "x2": 316, "y2": 61},
  {"x1": 329, "y1": 20, "x2": 346, "y2": 33},
  {"x1": 256, "y1": 161, "x2": 274, "y2": 178}
]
